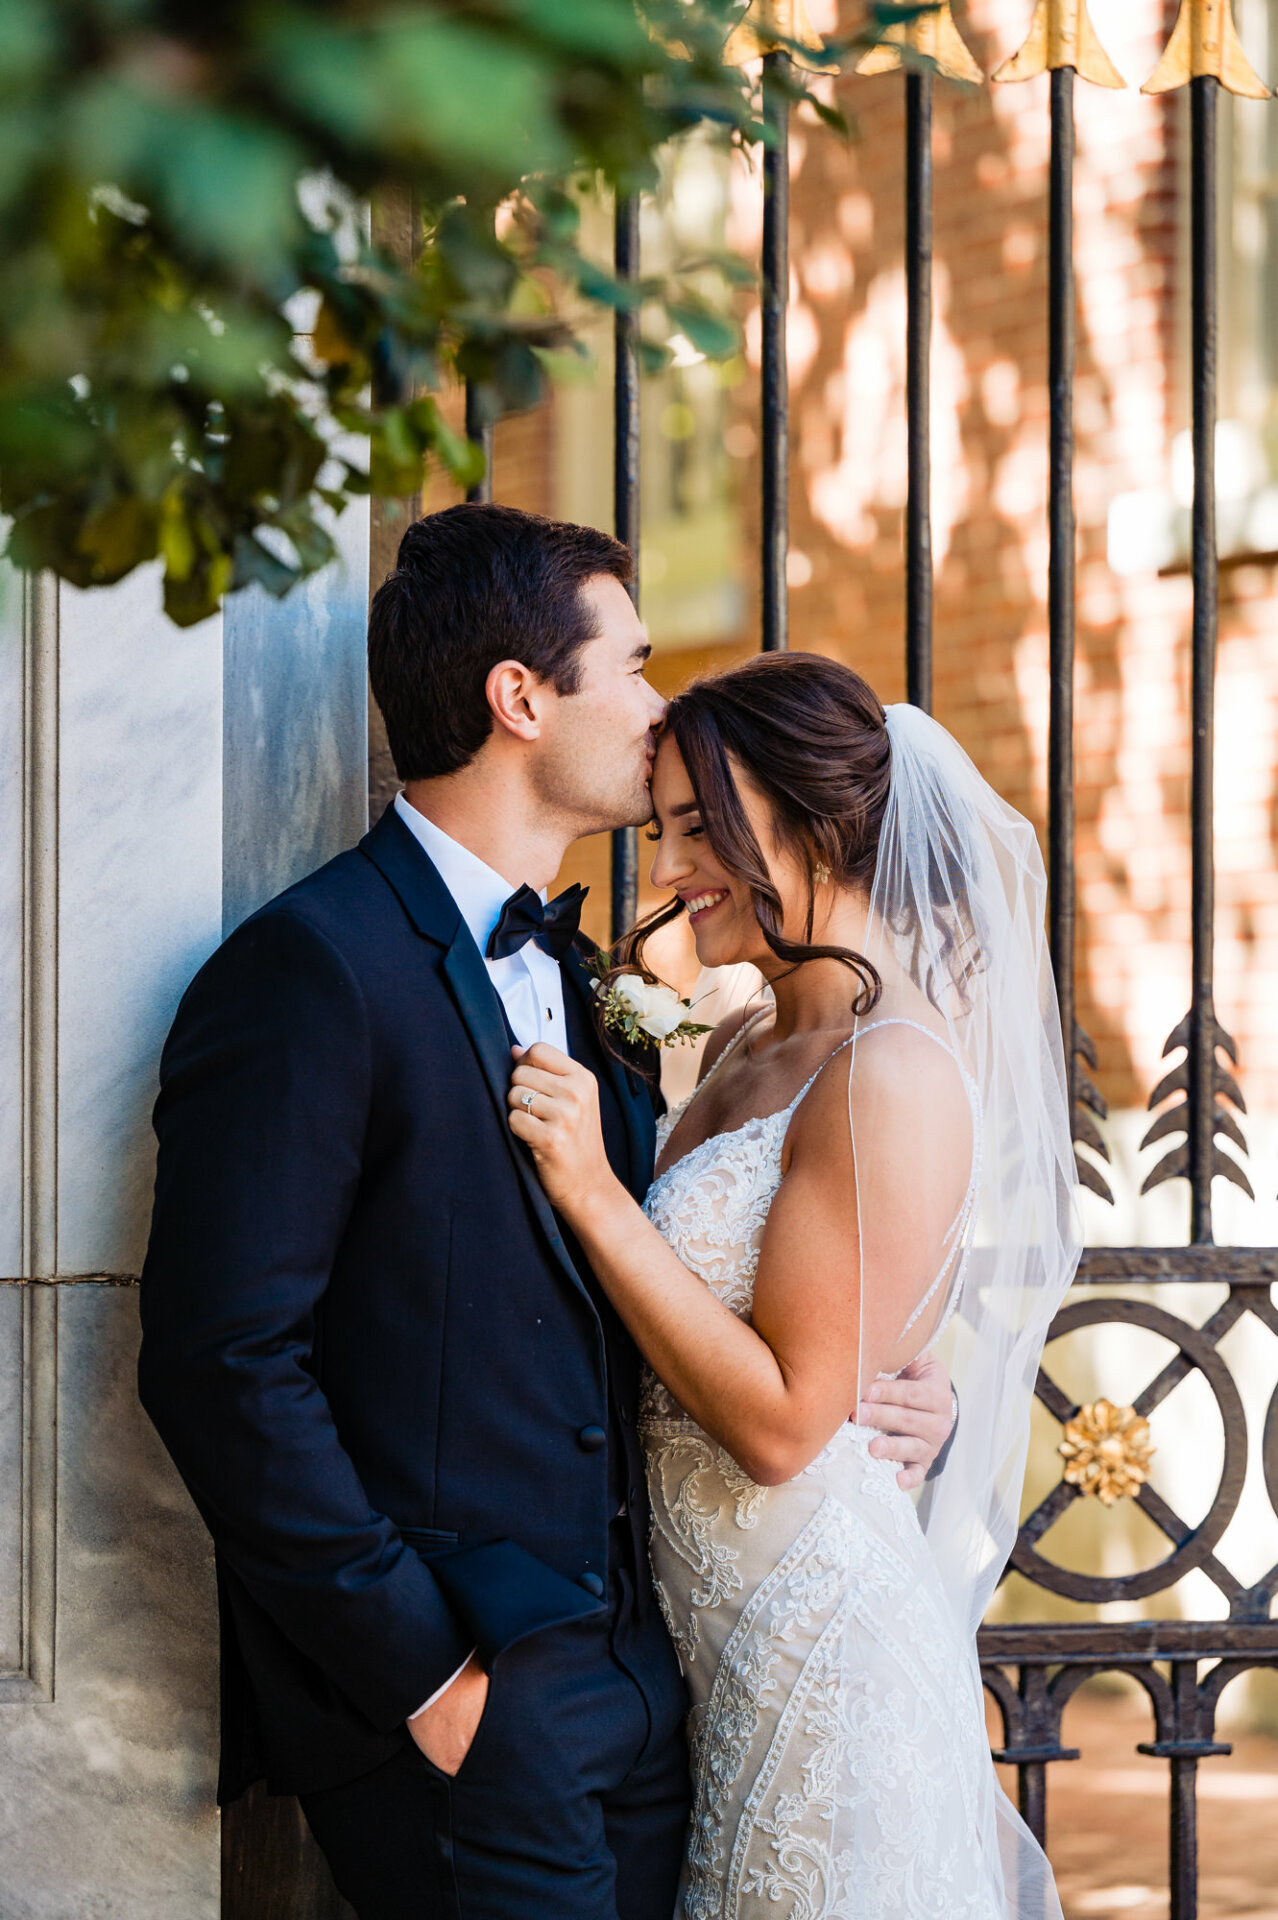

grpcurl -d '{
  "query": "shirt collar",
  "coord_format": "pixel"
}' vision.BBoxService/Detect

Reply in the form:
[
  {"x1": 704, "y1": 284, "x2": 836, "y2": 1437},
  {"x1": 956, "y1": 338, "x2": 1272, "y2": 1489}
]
[{"x1": 393, "y1": 793, "x2": 539, "y2": 960}]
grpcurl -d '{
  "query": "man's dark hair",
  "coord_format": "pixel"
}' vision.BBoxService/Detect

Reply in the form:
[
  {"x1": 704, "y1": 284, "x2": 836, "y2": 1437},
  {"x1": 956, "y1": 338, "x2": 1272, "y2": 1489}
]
[{"x1": 368, "y1": 502, "x2": 634, "y2": 780}]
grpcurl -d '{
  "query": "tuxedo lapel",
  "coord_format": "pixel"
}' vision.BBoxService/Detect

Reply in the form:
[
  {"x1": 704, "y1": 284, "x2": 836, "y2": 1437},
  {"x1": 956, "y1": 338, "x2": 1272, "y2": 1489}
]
[
  {"x1": 439, "y1": 937, "x2": 594, "y2": 1297},
  {"x1": 562, "y1": 949, "x2": 657, "y2": 1201},
  {"x1": 360, "y1": 809, "x2": 593, "y2": 1307}
]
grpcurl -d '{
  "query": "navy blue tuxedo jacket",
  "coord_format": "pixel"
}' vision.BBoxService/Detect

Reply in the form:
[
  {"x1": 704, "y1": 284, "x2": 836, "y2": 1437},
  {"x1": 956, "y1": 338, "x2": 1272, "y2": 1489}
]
[{"x1": 138, "y1": 806, "x2": 660, "y2": 1800}]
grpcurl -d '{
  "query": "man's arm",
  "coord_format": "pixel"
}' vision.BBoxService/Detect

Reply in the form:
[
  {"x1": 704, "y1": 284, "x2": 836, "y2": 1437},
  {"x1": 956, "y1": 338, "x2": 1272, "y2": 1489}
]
[
  {"x1": 138, "y1": 909, "x2": 471, "y2": 1731},
  {"x1": 858, "y1": 1349, "x2": 956, "y2": 1491}
]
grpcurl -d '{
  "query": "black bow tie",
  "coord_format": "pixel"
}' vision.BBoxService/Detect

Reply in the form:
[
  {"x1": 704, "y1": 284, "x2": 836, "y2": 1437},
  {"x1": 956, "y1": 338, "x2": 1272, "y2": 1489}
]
[{"x1": 486, "y1": 883, "x2": 588, "y2": 963}]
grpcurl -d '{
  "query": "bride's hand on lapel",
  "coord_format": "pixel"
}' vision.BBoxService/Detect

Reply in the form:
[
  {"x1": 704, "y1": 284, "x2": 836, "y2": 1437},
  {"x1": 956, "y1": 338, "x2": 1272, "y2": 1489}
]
[{"x1": 508, "y1": 1044, "x2": 619, "y2": 1217}]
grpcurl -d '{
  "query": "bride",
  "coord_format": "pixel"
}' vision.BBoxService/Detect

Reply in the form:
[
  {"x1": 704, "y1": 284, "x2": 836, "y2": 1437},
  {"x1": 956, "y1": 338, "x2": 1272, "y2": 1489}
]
[{"x1": 506, "y1": 653, "x2": 1080, "y2": 1920}]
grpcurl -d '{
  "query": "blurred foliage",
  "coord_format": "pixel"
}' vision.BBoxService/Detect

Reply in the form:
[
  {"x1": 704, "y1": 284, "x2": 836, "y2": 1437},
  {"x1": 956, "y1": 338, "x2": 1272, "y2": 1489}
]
[{"x1": 0, "y1": 0, "x2": 847, "y2": 625}]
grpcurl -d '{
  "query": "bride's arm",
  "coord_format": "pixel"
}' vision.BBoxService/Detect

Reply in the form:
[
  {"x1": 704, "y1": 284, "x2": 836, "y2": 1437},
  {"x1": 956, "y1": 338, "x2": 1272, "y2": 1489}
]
[{"x1": 508, "y1": 1041, "x2": 934, "y2": 1486}]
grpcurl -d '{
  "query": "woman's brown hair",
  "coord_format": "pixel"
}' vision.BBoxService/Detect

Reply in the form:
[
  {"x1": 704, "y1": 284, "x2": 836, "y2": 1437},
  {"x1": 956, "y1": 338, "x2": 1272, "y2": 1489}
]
[{"x1": 615, "y1": 652, "x2": 892, "y2": 1015}]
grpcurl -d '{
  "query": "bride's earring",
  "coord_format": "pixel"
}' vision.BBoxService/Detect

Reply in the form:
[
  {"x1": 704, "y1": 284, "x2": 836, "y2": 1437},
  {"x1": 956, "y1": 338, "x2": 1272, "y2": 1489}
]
[{"x1": 814, "y1": 860, "x2": 831, "y2": 886}]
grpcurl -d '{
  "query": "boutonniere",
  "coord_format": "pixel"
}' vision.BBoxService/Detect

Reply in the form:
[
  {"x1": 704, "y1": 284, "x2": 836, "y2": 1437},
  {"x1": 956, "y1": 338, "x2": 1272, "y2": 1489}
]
[{"x1": 587, "y1": 953, "x2": 714, "y2": 1052}]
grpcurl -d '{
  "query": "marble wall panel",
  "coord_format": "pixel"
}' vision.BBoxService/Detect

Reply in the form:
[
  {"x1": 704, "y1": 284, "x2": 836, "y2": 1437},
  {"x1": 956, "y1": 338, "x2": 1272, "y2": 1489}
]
[
  {"x1": 222, "y1": 503, "x2": 369, "y2": 934},
  {"x1": 54, "y1": 569, "x2": 224, "y2": 1280},
  {"x1": 0, "y1": 1288, "x2": 23, "y2": 1673},
  {"x1": 0, "y1": 1284, "x2": 219, "y2": 1919},
  {"x1": 0, "y1": 567, "x2": 23, "y2": 1279}
]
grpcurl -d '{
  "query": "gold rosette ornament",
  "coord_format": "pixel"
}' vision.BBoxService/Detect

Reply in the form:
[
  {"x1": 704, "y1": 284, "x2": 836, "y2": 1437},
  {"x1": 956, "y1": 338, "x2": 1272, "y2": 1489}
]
[{"x1": 1059, "y1": 1398, "x2": 1155, "y2": 1505}]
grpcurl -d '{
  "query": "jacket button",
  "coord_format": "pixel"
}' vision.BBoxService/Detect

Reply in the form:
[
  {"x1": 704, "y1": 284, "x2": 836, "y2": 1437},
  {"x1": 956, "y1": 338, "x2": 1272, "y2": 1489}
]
[
  {"x1": 577, "y1": 1424, "x2": 607, "y2": 1453},
  {"x1": 579, "y1": 1572, "x2": 605, "y2": 1598}
]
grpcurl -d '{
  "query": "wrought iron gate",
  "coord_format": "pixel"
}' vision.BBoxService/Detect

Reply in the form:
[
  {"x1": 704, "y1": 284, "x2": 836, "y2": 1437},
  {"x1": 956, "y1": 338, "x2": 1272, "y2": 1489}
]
[{"x1": 493, "y1": 2, "x2": 1278, "y2": 1913}]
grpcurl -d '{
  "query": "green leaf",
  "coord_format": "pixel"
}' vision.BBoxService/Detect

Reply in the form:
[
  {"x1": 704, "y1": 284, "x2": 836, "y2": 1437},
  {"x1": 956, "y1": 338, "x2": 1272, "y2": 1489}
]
[
  {"x1": 0, "y1": 0, "x2": 799, "y2": 621},
  {"x1": 0, "y1": 0, "x2": 55, "y2": 93},
  {"x1": 270, "y1": 17, "x2": 568, "y2": 182},
  {"x1": 231, "y1": 532, "x2": 299, "y2": 599},
  {"x1": 665, "y1": 299, "x2": 739, "y2": 360},
  {"x1": 507, "y1": 0, "x2": 655, "y2": 63},
  {"x1": 806, "y1": 96, "x2": 851, "y2": 140},
  {"x1": 78, "y1": 495, "x2": 158, "y2": 581},
  {"x1": 164, "y1": 550, "x2": 232, "y2": 628},
  {"x1": 158, "y1": 489, "x2": 198, "y2": 584},
  {"x1": 531, "y1": 344, "x2": 596, "y2": 385}
]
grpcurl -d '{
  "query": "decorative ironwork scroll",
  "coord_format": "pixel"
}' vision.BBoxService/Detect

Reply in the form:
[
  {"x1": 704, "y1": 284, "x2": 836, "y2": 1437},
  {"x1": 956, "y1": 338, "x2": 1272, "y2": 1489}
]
[{"x1": 982, "y1": 1252, "x2": 1278, "y2": 1910}]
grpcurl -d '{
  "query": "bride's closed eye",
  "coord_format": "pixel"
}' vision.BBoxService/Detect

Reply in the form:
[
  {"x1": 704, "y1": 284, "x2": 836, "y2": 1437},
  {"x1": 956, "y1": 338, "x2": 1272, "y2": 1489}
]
[{"x1": 645, "y1": 822, "x2": 704, "y2": 842}]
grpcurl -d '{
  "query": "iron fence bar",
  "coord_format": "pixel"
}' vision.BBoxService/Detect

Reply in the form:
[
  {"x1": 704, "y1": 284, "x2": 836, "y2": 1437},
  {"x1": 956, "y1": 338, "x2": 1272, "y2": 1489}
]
[
  {"x1": 1018, "y1": 1760, "x2": 1047, "y2": 1846},
  {"x1": 905, "y1": 69, "x2": 933, "y2": 711},
  {"x1": 1188, "y1": 73, "x2": 1218, "y2": 1246},
  {"x1": 1170, "y1": 1754, "x2": 1199, "y2": 1920},
  {"x1": 611, "y1": 191, "x2": 642, "y2": 941},
  {"x1": 992, "y1": 0, "x2": 1119, "y2": 1200},
  {"x1": 1016, "y1": 1657, "x2": 1048, "y2": 1845},
  {"x1": 463, "y1": 382, "x2": 493, "y2": 504},
  {"x1": 1074, "y1": 1245, "x2": 1278, "y2": 1283},
  {"x1": 1047, "y1": 64, "x2": 1077, "y2": 1142},
  {"x1": 761, "y1": 49, "x2": 790, "y2": 653},
  {"x1": 980, "y1": 1621, "x2": 1278, "y2": 1659}
]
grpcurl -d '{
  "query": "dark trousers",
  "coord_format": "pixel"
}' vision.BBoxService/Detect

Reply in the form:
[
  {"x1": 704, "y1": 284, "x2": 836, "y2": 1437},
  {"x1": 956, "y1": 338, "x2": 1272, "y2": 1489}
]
[{"x1": 300, "y1": 1575, "x2": 690, "y2": 1920}]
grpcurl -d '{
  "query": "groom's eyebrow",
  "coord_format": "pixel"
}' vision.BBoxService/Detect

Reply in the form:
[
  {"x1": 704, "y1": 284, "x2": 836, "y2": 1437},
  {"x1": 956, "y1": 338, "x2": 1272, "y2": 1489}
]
[{"x1": 631, "y1": 638, "x2": 652, "y2": 663}]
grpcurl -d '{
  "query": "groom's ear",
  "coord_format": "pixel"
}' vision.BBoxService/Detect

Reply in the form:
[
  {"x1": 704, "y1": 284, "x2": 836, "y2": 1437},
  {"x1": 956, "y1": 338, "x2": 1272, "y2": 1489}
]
[{"x1": 486, "y1": 659, "x2": 547, "y2": 744}]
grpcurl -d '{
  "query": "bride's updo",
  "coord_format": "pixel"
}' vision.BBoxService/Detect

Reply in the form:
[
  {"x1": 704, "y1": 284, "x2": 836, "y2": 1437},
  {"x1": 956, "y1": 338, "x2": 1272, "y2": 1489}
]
[{"x1": 623, "y1": 652, "x2": 891, "y2": 1012}]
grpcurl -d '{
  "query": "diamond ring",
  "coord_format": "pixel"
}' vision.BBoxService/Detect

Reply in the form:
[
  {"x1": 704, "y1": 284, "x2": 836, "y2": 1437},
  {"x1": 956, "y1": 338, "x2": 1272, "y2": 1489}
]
[{"x1": 520, "y1": 1090, "x2": 536, "y2": 1113}]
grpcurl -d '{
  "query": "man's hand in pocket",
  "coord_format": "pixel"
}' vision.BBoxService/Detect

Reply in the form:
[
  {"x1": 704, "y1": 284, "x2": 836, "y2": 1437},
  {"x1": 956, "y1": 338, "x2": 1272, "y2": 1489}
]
[{"x1": 407, "y1": 1654, "x2": 489, "y2": 1776}]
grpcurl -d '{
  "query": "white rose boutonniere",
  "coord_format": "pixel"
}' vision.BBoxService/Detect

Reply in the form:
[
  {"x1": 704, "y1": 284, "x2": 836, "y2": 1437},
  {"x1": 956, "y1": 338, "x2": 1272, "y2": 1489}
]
[{"x1": 588, "y1": 954, "x2": 714, "y2": 1052}]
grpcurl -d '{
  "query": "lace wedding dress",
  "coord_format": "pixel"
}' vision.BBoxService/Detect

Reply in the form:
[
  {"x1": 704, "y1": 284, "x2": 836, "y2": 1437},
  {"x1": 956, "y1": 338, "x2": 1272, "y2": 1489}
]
[{"x1": 639, "y1": 1020, "x2": 1001, "y2": 1920}]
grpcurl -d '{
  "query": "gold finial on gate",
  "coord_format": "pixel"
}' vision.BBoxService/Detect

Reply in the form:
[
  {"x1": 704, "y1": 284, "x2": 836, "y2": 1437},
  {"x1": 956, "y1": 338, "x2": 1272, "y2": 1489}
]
[
  {"x1": 1058, "y1": 1399, "x2": 1156, "y2": 1505},
  {"x1": 723, "y1": 0, "x2": 839, "y2": 70},
  {"x1": 852, "y1": 4, "x2": 984, "y2": 85},
  {"x1": 1143, "y1": 0, "x2": 1270, "y2": 97},
  {"x1": 991, "y1": 0, "x2": 1125, "y2": 87}
]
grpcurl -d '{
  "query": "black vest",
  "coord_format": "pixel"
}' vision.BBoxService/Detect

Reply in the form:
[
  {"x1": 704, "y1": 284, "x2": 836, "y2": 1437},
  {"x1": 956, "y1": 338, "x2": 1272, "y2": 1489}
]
[
  {"x1": 503, "y1": 975, "x2": 650, "y2": 1578},
  {"x1": 561, "y1": 980, "x2": 644, "y2": 1529}
]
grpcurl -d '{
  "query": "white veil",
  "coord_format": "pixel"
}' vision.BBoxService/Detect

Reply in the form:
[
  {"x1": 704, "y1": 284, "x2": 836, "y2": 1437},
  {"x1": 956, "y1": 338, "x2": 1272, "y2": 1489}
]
[{"x1": 843, "y1": 702, "x2": 1081, "y2": 1918}]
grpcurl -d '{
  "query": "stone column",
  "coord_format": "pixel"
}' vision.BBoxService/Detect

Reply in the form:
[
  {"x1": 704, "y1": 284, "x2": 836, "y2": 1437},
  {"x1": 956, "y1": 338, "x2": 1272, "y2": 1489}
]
[{"x1": 0, "y1": 503, "x2": 368, "y2": 1918}]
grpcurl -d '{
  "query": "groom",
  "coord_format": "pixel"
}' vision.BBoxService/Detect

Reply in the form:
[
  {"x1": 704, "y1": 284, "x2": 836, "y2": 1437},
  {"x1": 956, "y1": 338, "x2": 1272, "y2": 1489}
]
[{"x1": 138, "y1": 502, "x2": 955, "y2": 1920}]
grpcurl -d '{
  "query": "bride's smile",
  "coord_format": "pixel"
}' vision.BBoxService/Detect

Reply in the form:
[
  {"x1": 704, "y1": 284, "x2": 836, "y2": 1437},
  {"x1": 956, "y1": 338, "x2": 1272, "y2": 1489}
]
[
  {"x1": 648, "y1": 731, "x2": 850, "y2": 977},
  {"x1": 677, "y1": 887, "x2": 729, "y2": 925}
]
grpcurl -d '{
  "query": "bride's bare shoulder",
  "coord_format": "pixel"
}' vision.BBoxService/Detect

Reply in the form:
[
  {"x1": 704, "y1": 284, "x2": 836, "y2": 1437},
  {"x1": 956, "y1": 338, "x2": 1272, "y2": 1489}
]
[{"x1": 787, "y1": 1020, "x2": 970, "y2": 1171}]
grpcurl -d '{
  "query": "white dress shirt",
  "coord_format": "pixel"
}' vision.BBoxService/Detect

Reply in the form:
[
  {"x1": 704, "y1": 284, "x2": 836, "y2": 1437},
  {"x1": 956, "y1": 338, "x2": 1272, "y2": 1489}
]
[
  {"x1": 393, "y1": 794, "x2": 567, "y2": 1048},
  {"x1": 393, "y1": 793, "x2": 573, "y2": 1717}
]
